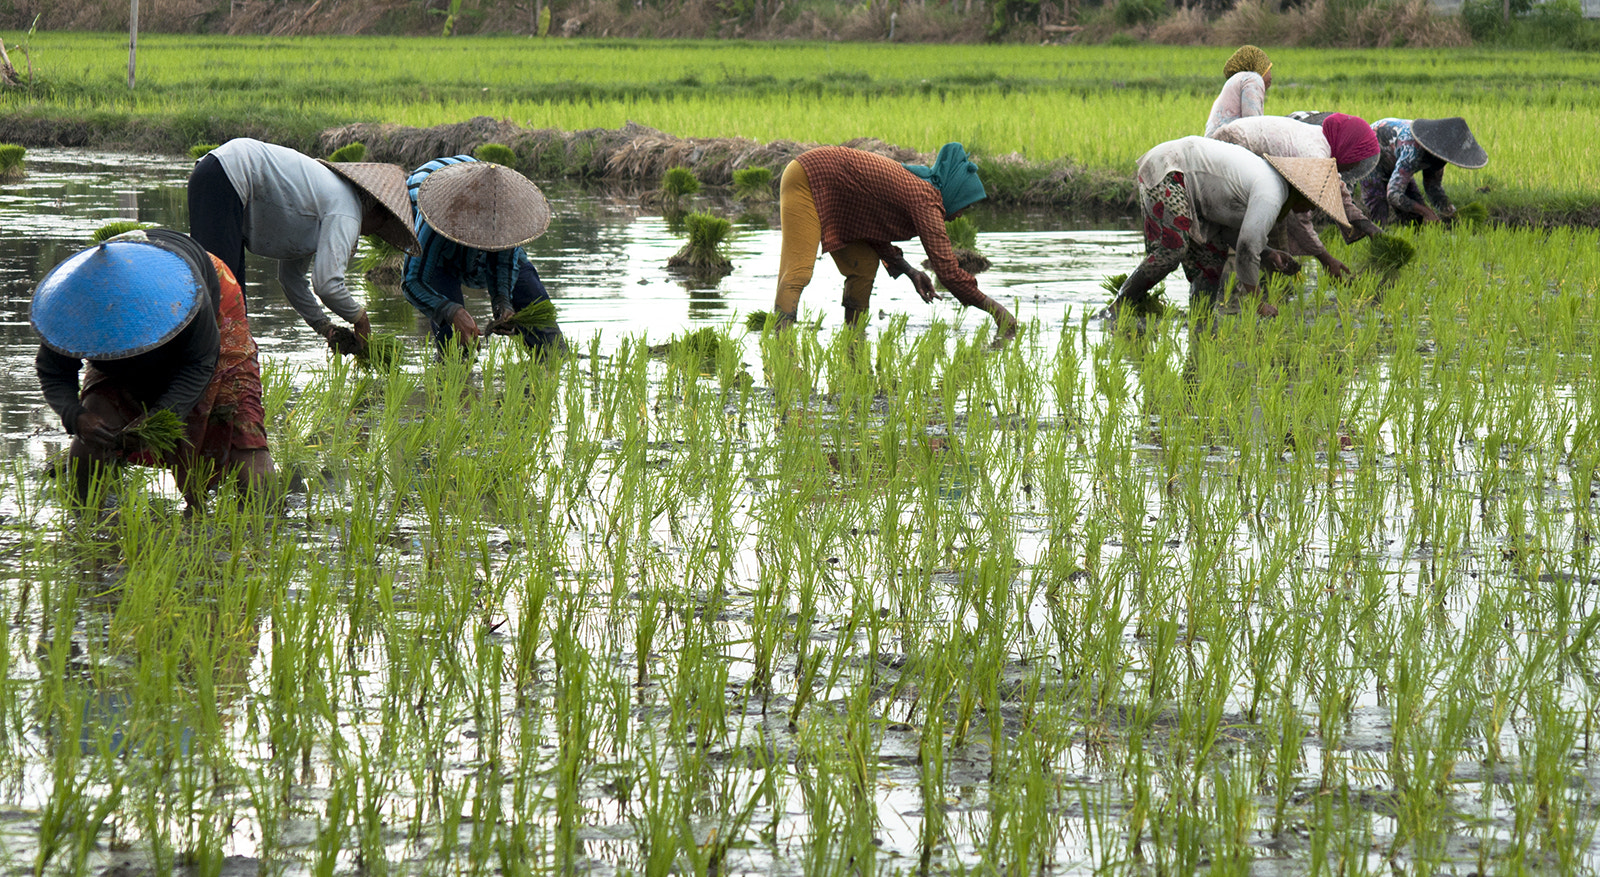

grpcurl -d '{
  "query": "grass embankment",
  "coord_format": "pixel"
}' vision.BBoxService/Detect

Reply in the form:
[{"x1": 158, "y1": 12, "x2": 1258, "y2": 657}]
[
  {"x1": 4, "y1": 222, "x2": 1599, "y2": 870},
  {"x1": 3, "y1": 36, "x2": 1599, "y2": 220}
]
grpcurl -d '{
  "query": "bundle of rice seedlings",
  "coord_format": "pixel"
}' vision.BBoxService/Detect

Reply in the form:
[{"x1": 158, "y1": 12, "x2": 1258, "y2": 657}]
[
  {"x1": 745, "y1": 310, "x2": 776, "y2": 331},
  {"x1": 188, "y1": 143, "x2": 219, "y2": 159},
  {"x1": 327, "y1": 142, "x2": 367, "y2": 163},
  {"x1": 122, "y1": 408, "x2": 185, "y2": 457},
  {"x1": 732, "y1": 167, "x2": 773, "y2": 202},
  {"x1": 1365, "y1": 233, "x2": 1417, "y2": 275},
  {"x1": 1453, "y1": 202, "x2": 1489, "y2": 226},
  {"x1": 473, "y1": 143, "x2": 517, "y2": 166},
  {"x1": 666, "y1": 212, "x2": 733, "y2": 277},
  {"x1": 506, "y1": 299, "x2": 559, "y2": 330},
  {"x1": 662, "y1": 166, "x2": 700, "y2": 200},
  {"x1": 91, "y1": 221, "x2": 154, "y2": 243},
  {"x1": 357, "y1": 334, "x2": 404, "y2": 369},
  {"x1": 648, "y1": 327, "x2": 720, "y2": 362},
  {"x1": 352, "y1": 235, "x2": 404, "y2": 284},
  {"x1": 0, "y1": 144, "x2": 25, "y2": 181},
  {"x1": 945, "y1": 216, "x2": 978, "y2": 251}
]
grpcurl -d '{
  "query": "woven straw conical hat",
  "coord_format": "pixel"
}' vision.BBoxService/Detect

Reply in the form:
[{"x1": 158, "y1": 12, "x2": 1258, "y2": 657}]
[
  {"x1": 416, "y1": 162, "x2": 552, "y2": 252},
  {"x1": 317, "y1": 160, "x2": 420, "y2": 255},
  {"x1": 1264, "y1": 154, "x2": 1349, "y2": 228},
  {"x1": 1411, "y1": 117, "x2": 1488, "y2": 169}
]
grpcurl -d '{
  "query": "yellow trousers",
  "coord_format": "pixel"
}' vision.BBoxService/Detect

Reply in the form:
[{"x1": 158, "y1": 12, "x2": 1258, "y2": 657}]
[{"x1": 774, "y1": 160, "x2": 880, "y2": 319}]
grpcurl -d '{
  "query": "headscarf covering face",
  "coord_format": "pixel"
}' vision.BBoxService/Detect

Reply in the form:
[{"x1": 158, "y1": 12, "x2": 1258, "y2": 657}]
[
  {"x1": 902, "y1": 142, "x2": 987, "y2": 218},
  {"x1": 1223, "y1": 45, "x2": 1272, "y2": 79},
  {"x1": 1319, "y1": 113, "x2": 1379, "y2": 166}
]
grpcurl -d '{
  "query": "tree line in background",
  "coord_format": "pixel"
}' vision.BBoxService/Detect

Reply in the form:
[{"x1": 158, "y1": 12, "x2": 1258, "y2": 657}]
[{"x1": 0, "y1": 0, "x2": 1594, "y2": 47}]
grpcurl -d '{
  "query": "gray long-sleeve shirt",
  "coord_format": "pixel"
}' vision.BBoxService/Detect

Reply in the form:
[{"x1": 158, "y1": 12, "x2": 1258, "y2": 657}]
[
  {"x1": 1136, "y1": 136, "x2": 1289, "y2": 290},
  {"x1": 211, "y1": 138, "x2": 364, "y2": 331}
]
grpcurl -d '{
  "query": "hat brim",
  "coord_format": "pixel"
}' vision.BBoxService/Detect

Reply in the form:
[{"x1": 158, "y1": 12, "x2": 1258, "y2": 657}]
[
  {"x1": 317, "y1": 160, "x2": 421, "y2": 255},
  {"x1": 1412, "y1": 118, "x2": 1488, "y2": 170},
  {"x1": 31, "y1": 242, "x2": 206, "y2": 360},
  {"x1": 1264, "y1": 154, "x2": 1350, "y2": 229},
  {"x1": 416, "y1": 162, "x2": 552, "y2": 252},
  {"x1": 1339, "y1": 154, "x2": 1379, "y2": 188}
]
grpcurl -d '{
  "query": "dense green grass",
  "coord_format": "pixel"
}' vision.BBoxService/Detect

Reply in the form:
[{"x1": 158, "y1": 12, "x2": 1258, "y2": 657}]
[{"x1": 4, "y1": 34, "x2": 1599, "y2": 214}]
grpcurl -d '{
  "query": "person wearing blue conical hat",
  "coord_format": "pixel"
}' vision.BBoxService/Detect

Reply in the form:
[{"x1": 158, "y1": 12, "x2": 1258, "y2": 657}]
[
  {"x1": 32, "y1": 228, "x2": 275, "y2": 509},
  {"x1": 773, "y1": 143, "x2": 1017, "y2": 342}
]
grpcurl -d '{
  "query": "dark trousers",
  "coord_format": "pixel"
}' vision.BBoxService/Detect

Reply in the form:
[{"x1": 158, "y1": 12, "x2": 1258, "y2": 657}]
[
  {"x1": 412, "y1": 255, "x2": 565, "y2": 354},
  {"x1": 187, "y1": 154, "x2": 248, "y2": 291}
]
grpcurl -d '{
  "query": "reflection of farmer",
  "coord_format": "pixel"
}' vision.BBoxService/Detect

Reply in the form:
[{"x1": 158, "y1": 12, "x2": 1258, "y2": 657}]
[
  {"x1": 1363, "y1": 118, "x2": 1488, "y2": 225},
  {"x1": 32, "y1": 229, "x2": 274, "y2": 508},
  {"x1": 1104, "y1": 136, "x2": 1350, "y2": 319},
  {"x1": 187, "y1": 138, "x2": 419, "y2": 350},
  {"x1": 1205, "y1": 46, "x2": 1272, "y2": 137},
  {"x1": 774, "y1": 144, "x2": 1018, "y2": 339},
  {"x1": 402, "y1": 156, "x2": 565, "y2": 355},
  {"x1": 1210, "y1": 113, "x2": 1383, "y2": 279}
]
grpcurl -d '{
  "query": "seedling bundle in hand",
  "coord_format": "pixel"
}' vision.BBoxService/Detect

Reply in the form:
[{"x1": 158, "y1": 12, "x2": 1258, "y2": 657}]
[{"x1": 122, "y1": 408, "x2": 185, "y2": 457}]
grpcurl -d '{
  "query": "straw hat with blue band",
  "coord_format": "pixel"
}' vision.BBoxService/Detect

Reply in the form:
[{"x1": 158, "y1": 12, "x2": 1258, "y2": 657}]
[
  {"x1": 415, "y1": 161, "x2": 552, "y2": 252},
  {"x1": 31, "y1": 240, "x2": 207, "y2": 360}
]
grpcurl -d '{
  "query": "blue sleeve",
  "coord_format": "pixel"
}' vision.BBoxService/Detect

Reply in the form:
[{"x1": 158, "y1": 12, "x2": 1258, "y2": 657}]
[{"x1": 402, "y1": 225, "x2": 463, "y2": 324}]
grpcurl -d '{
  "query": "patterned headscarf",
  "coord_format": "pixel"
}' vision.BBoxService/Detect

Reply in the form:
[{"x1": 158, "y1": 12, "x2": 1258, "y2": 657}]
[
  {"x1": 1223, "y1": 45, "x2": 1272, "y2": 79},
  {"x1": 1319, "y1": 113, "x2": 1380, "y2": 166},
  {"x1": 902, "y1": 142, "x2": 987, "y2": 217}
]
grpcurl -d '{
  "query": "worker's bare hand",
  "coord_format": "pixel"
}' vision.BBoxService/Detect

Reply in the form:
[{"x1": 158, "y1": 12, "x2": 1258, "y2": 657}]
[
  {"x1": 909, "y1": 269, "x2": 941, "y2": 303},
  {"x1": 353, "y1": 311, "x2": 371, "y2": 343},
  {"x1": 74, "y1": 410, "x2": 121, "y2": 451},
  {"x1": 449, "y1": 307, "x2": 481, "y2": 342},
  {"x1": 1262, "y1": 249, "x2": 1300, "y2": 275},
  {"x1": 1416, "y1": 204, "x2": 1441, "y2": 223},
  {"x1": 1320, "y1": 256, "x2": 1352, "y2": 281}
]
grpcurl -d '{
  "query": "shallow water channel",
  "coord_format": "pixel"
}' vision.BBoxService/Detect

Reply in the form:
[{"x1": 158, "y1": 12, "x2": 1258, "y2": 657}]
[{"x1": 1, "y1": 149, "x2": 1598, "y2": 875}]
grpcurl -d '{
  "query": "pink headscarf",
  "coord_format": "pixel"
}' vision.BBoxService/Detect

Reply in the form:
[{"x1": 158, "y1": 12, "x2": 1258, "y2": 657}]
[{"x1": 1320, "y1": 113, "x2": 1380, "y2": 167}]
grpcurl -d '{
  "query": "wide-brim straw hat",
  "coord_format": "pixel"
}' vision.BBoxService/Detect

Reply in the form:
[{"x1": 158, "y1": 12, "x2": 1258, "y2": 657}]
[
  {"x1": 1411, "y1": 117, "x2": 1488, "y2": 169},
  {"x1": 1264, "y1": 154, "x2": 1350, "y2": 228},
  {"x1": 317, "y1": 160, "x2": 421, "y2": 255},
  {"x1": 415, "y1": 162, "x2": 552, "y2": 252},
  {"x1": 32, "y1": 240, "x2": 206, "y2": 359}
]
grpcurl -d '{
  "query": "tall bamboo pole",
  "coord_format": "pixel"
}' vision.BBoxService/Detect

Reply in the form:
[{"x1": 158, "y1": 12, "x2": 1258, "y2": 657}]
[{"x1": 128, "y1": 0, "x2": 138, "y2": 88}]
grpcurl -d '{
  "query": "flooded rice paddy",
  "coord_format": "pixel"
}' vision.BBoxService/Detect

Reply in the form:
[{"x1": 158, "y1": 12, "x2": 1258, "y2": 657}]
[{"x1": 1, "y1": 149, "x2": 1598, "y2": 875}]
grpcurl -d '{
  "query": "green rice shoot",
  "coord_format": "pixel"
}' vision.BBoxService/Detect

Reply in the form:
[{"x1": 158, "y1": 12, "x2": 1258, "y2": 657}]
[
  {"x1": 188, "y1": 143, "x2": 219, "y2": 159},
  {"x1": 1454, "y1": 201, "x2": 1489, "y2": 225},
  {"x1": 732, "y1": 166, "x2": 773, "y2": 201},
  {"x1": 1367, "y1": 233, "x2": 1418, "y2": 274},
  {"x1": 327, "y1": 141, "x2": 367, "y2": 162},
  {"x1": 945, "y1": 215, "x2": 978, "y2": 251},
  {"x1": 357, "y1": 333, "x2": 404, "y2": 369},
  {"x1": 0, "y1": 143, "x2": 24, "y2": 180},
  {"x1": 123, "y1": 408, "x2": 185, "y2": 457},
  {"x1": 667, "y1": 211, "x2": 733, "y2": 274},
  {"x1": 507, "y1": 299, "x2": 559, "y2": 330},
  {"x1": 473, "y1": 142, "x2": 517, "y2": 166},
  {"x1": 91, "y1": 221, "x2": 154, "y2": 243},
  {"x1": 662, "y1": 166, "x2": 700, "y2": 199}
]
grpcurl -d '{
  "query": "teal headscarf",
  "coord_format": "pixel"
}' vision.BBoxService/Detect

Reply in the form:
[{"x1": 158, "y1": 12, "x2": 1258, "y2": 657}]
[{"x1": 902, "y1": 142, "x2": 986, "y2": 218}]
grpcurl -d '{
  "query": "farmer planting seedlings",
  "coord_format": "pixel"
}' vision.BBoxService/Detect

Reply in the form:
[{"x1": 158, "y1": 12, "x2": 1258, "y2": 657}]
[
  {"x1": 1103, "y1": 136, "x2": 1350, "y2": 319},
  {"x1": 1363, "y1": 117, "x2": 1489, "y2": 226},
  {"x1": 1204, "y1": 45, "x2": 1272, "y2": 137},
  {"x1": 1210, "y1": 113, "x2": 1383, "y2": 280},
  {"x1": 32, "y1": 228, "x2": 274, "y2": 509},
  {"x1": 402, "y1": 156, "x2": 566, "y2": 356},
  {"x1": 773, "y1": 143, "x2": 1018, "y2": 341},
  {"x1": 186, "y1": 137, "x2": 419, "y2": 355}
]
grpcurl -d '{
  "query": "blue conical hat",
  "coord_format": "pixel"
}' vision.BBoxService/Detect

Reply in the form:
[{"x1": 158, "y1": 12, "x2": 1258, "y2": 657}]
[{"x1": 30, "y1": 241, "x2": 205, "y2": 360}]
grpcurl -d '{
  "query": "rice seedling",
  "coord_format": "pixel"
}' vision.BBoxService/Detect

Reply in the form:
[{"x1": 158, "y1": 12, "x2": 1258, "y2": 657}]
[
  {"x1": 1453, "y1": 201, "x2": 1490, "y2": 225},
  {"x1": 119, "y1": 407, "x2": 185, "y2": 457},
  {"x1": 665, "y1": 211, "x2": 733, "y2": 277},
  {"x1": 472, "y1": 141, "x2": 517, "y2": 166},
  {"x1": 0, "y1": 143, "x2": 24, "y2": 180},
  {"x1": 1364, "y1": 232, "x2": 1417, "y2": 275},
  {"x1": 731, "y1": 166, "x2": 773, "y2": 202},
  {"x1": 661, "y1": 165, "x2": 700, "y2": 200},
  {"x1": 188, "y1": 142, "x2": 218, "y2": 158},
  {"x1": 326, "y1": 140, "x2": 366, "y2": 162},
  {"x1": 89, "y1": 220, "x2": 153, "y2": 242}
]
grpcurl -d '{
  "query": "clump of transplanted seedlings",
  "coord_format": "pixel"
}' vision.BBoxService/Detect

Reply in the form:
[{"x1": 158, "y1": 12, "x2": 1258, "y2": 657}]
[
  {"x1": 662, "y1": 166, "x2": 700, "y2": 201},
  {"x1": 1453, "y1": 201, "x2": 1489, "y2": 226},
  {"x1": 91, "y1": 221, "x2": 154, "y2": 243},
  {"x1": 923, "y1": 215, "x2": 990, "y2": 275},
  {"x1": 189, "y1": 143, "x2": 219, "y2": 159},
  {"x1": 473, "y1": 142, "x2": 517, "y2": 166},
  {"x1": 666, "y1": 211, "x2": 733, "y2": 277},
  {"x1": 327, "y1": 141, "x2": 367, "y2": 162},
  {"x1": 0, "y1": 144, "x2": 25, "y2": 181},
  {"x1": 732, "y1": 167, "x2": 773, "y2": 202}
]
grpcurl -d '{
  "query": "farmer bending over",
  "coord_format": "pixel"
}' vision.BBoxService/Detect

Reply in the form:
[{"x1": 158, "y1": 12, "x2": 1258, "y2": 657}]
[
  {"x1": 33, "y1": 229, "x2": 275, "y2": 509},
  {"x1": 402, "y1": 156, "x2": 566, "y2": 355},
  {"x1": 1363, "y1": 118, "x2": 1487, "y2": 225},
  {"x1": 1204, "y1": 45, "x2": 1272, "y2": 137},
  {"x1": 187, "y1": 137, "x2": 419, "y2": 352},
  {"x1": 1210, "y1": 113, "x2": 1383, "y2": 279},
  {"x1": 774, "y1": 143, "x2": 1018, "y2": 340},
  {"x1": 1103, "y1": 136, "x2": 1350, "y2": 319}
]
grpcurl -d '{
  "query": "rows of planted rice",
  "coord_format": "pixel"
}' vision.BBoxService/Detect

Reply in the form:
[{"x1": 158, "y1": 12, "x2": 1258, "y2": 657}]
[{"x1": 2, "y1": 220, "x2": 1597, "y2": 872}]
